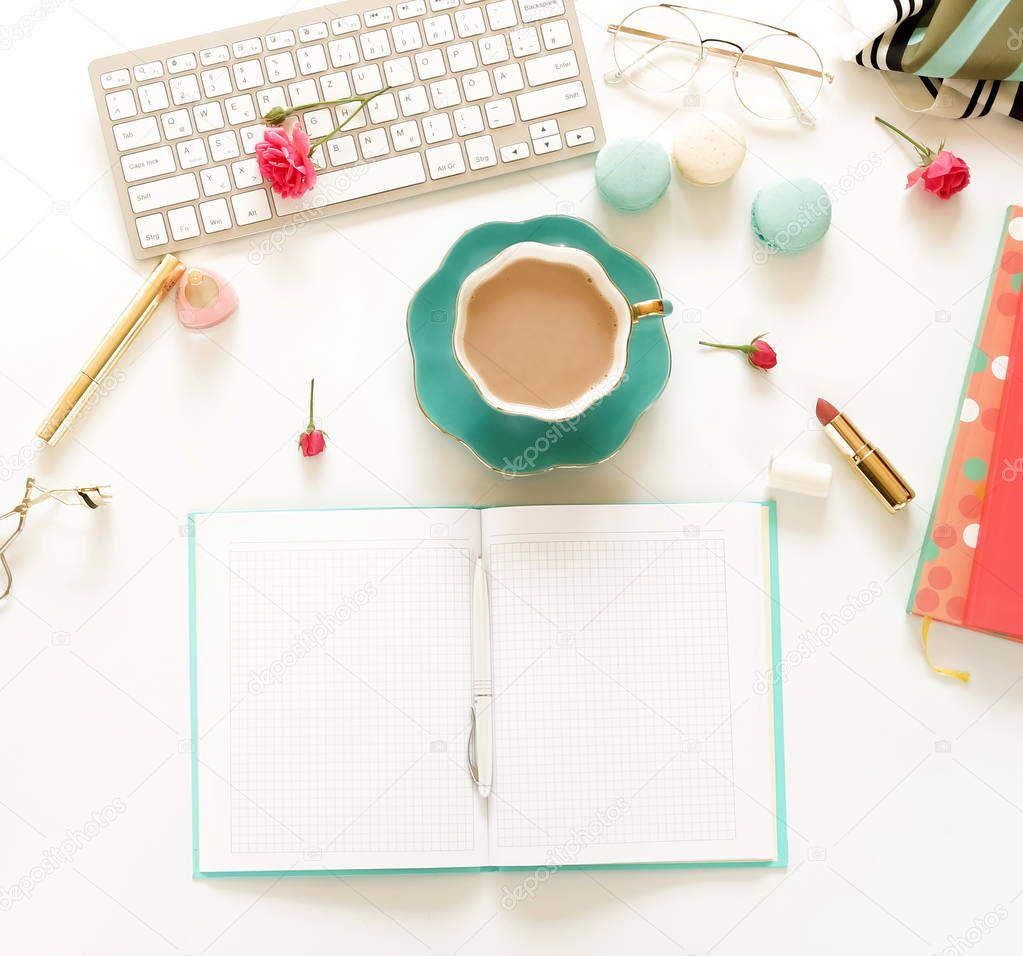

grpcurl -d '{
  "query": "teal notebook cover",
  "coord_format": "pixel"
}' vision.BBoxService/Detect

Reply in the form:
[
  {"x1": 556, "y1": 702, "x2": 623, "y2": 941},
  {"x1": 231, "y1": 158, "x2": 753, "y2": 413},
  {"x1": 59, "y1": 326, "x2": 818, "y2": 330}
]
[{"x1": 189, "y1": 501, "x2": 787, "y2": 877}]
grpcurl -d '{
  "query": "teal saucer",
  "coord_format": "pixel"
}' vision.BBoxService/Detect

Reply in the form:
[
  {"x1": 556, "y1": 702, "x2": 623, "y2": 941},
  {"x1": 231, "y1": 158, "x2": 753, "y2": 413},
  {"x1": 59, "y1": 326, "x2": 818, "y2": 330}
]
[{"x1": 407, "y1": 216, "x2": 672, "y2": 476}]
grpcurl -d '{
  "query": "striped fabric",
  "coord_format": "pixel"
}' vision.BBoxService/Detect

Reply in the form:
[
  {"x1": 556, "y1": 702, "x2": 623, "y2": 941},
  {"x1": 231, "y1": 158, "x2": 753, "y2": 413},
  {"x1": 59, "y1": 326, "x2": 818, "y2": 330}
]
[{"x1": 850, "y1": 0, "x2": 1023, "y2": 121}]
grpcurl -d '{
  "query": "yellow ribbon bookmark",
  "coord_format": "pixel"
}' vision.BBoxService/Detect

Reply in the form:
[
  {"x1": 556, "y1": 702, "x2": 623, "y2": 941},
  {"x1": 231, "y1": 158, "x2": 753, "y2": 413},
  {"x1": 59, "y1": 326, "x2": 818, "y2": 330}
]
[{"x1": 921, "y1": 616, "x2": 970, "y2": 683}]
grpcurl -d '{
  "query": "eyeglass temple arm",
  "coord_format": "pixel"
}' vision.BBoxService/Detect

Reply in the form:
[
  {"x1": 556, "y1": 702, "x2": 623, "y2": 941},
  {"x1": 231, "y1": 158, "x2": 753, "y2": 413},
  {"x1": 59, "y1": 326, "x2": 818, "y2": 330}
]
[{"x1": 606, "y1": 24, "x2": 834, "y2": 81}]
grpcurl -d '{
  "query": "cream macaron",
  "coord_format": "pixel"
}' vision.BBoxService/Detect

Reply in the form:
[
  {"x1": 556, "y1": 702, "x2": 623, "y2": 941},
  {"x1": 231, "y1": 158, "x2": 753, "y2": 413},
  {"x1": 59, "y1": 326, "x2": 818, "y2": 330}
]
[{"x1": 671, "y1": 112, "x2": 747, "y2": 187}]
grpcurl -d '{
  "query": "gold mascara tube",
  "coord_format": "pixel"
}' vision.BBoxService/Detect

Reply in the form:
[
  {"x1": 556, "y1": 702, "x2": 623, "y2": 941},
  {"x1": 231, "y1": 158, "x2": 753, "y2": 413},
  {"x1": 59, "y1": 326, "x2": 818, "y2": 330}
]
[{"x1": 36, "y1": 254, "x2": 185, "y2": 446}]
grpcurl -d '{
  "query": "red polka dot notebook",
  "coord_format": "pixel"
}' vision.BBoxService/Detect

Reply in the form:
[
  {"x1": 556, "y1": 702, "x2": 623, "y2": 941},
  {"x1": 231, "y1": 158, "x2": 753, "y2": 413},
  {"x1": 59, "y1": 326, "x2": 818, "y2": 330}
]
[{"x1": 910, "y1": 206, "x2": 1023, "y2": 640}]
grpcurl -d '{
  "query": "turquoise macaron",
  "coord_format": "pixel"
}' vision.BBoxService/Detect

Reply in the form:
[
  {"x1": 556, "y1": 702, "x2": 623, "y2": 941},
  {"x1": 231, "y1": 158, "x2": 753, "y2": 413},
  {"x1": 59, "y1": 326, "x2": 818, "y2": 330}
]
[
  {"x1": 750, "y1": 177, "x2": 832, "y2": 254},
  {"x1": 595, "y1": 139, "x2": 672, "y2": 213}
]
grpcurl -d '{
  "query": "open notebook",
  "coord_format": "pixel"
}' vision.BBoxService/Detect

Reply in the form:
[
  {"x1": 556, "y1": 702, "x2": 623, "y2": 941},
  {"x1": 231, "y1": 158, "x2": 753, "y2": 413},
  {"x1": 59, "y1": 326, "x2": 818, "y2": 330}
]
[{"x1": 189, "y1": 502, "x2": 785, "y2": 875}]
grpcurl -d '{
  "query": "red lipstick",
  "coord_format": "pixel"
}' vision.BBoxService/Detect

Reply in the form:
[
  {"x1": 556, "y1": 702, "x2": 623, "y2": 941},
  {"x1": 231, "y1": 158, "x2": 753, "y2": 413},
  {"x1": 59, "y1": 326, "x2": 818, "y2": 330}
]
[{"x1": 816, "y1": 397, "x2": 914, "y2": 513}]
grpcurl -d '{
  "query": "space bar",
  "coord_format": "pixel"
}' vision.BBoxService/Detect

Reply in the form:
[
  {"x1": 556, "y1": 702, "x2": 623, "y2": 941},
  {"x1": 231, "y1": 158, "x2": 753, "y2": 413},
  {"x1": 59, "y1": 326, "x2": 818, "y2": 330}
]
[{"x1": 272, "y1": 154, "x2": 428, "y2": 214}]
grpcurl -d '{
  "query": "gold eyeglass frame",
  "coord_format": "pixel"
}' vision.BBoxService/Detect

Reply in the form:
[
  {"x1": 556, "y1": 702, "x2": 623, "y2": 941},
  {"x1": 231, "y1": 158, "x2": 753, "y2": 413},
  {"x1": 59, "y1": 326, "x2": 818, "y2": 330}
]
[
  {"x1": 606, "y1": 4, "x2": 834, "y2": 123},
  {"x1": 0, "y1": 477, "x2": 112, "y2": 602}
]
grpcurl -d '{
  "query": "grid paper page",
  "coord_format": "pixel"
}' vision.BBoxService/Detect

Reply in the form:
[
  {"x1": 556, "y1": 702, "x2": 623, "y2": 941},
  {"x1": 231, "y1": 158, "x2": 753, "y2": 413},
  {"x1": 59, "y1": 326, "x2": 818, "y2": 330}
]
[
  {"x1": 228, "y1": 543, "x2": 476, "y2": 856},
  {"x1": 487, "y1": 535, "x2": 736, "y2": 853}
]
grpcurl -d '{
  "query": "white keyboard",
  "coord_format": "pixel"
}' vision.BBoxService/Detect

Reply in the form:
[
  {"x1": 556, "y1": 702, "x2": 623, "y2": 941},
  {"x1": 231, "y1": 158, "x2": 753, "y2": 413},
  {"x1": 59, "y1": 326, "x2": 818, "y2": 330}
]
[{"x1": 89, "y1": 0, "x2": 605, "y2": 259}]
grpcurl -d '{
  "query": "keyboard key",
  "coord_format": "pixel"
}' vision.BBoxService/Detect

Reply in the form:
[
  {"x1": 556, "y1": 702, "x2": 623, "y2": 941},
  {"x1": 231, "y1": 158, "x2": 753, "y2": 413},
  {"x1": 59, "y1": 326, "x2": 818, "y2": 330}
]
[
  {"x1": 430, "y1": 78, "x2": 461, "y2": 108},
  {"x1": 106, "y1": 89, "x2": 137, "y2": 120},
  {"x1": 231, "y1": 189, "x2": 273, "y2": 225},
  {"x1": 288, "y1": 80, "x2": 320, "y2": 106},
  {"x1": 136, "y1": 213, "x2": 168, "y2": 248},
  {"x1": 200, "y1": 165, "x2": 232, "y2": 196},
  {"x1": 422, "y1": 113, "x2": 453, "y2": 143},
  {"x1": 565, "y1": 125, "x2": 595, "y2": 147},
  {"x1": 360, "y1": 30, "x2": 391, "y2": 60},
  {"x1": 423, "y1": 15, "x2": 454, "y2": 44},
  {"x1": 266, "y1": 30, "x2": 296, "y2": 50},
  {"x1": 321, "y1": 72, "x2": 353, "y2": 99},
  {"x1": 528, "y1": 119, "x2": 558, "y2": 138},
  {"x1": 113, "y1": 116, "x2": 160, "y2": 151},
  {"x1": 390, "y1": 120, "x2": 422, "y2": 150},
  {"x1": 516, "y1": 80, "x2": 586, "y2": 121},
  {"x1": 493, "y1": 63, "x2": 524, "y2": 93},
  {"x1": 397, "y1": 0, "x2": 426, "y2": 16},
  {"x1": 176, "y1": 138, "x2": 209, "y2": 168},
  {"x1": 161, "y1": 109, "x2": 194, "y2": 140},
  {"x1": 138, "y1": 82, "x2": 169, "y2": 113},
  {"x1": 226, "y1": 94, "x2": 256, "y2": 125},
  {"x1": 329, "y1": 37, "x2": 359, "y2": 67},
  {"x1": 121, "y1": 145, "x2": 176, "y2": 183},
  {"x1": 167, "y1": 53, "x2": 198, "y2": 74},
  {"x1": 480, "y1": 34, "x2": 509, "y2": 64},
  {"x1": 446, "y1": 42, "x2": 478, "y2": 72},
  {"x1": 524, "y1": 50, "x2": 578, "y2": 86},
  {"x1": 384, "y1": 57, "x2": 416, "y2": 87},
  {"x1": 335, "y1": 101, "x2": 368, "y2": 129},
  {"x1": 542, "y1": 19, "x2": 572, "y2": 49},
  {"x1": 462, "y1": 70, "x2": 492, "y2": 101},
  {"x1": 199, "y1": 198, "x2": 232, "y2": 232},
  {"x1": 426, "y1": 142, "x2": 466, "y2": 178},
  {"x1": 234, "y1": 38, "x2": 263, "y2": 57},
  {"x1": 364, "y1": 6, "x2": 395, "y2": 26},
  {"x1": 303, "y1": 108, "x2": 334, "y2": 139},
  {"x1": 231, "y1": 158, "x2": 262, "y2": 188},
  {"x1": 466, "y1": 134, "x2": 497, "y2": 169},
  {"x1": 398, "y1": 85, "x2": 429, "y2": 115},
  {"x1": 331, "y1": 15, "x2": 361, "y2": 34},
  {"x1": 500, "y1": 141, "x2": 529, "y2": 162},
  {"x1": 256, "y1": 87, "x2": 288, "y2": 114},
  {"x1": 298, "y1": 45, "x2": 329, "y2": 75},
  {"x1": 517, "y1": 0, "x2": 564, "y2": 22},
  {"x1": 298, "y1": 22, "x2": 329, "y2": 42},
  {"x1": 484, "y1": 98, "x2": 515, "y2": 128},
  {"x1": 328, "y1": 135, "x2": 359, "y2": 164},
  {"x1": 369, "y1": 92, "x2": 399, "y2": 122},
  {"x1": 359, "y1": 128, "x2": 390, "y2": 158},
  {"x1": 265, "y1": 52, "x2": 297, "y2": 82},
  {"x1": 353, "y1": 64, "x2": 384, "y2": 94},
  {"x1": 170, "y1": 75, "x2": 201, "y2": 105},
  {"x1": 486, "y1": 0, "x2": 517, "y2": 30},
  {"x1": 273, "y1": 153, "x2": 427, "y2": 212},
  {"x1": 510, "y1": 27, "x2": 540, "y2": 56},
  {"x1": 454, "y1": 105, "x2": 484, "y2": 135},
  {"x1": 234, "y1": 60, "x2": 265, "y2": 90},
  {"x1": 533, "y1": 132, "x2": 562, "y2": 154},
  {"x1": 240, "y1": 124, "x2": 267, "y2": 153},
  {"x1": 133, "y1": 61, "x2": 164, "y2": 81},
  {"x1": 193, "y1": 102, "x2": 225, "y2": 132},
  {"x1": 200, "y1": 45, "x2": 229, "y2": 66},
  {"x1": 391, "y1": 22, "x2": 423, "y2": 53},
  {"x1": 168, "y1": 205, "x2": 201, "y2": 240},
  {"x1": 415, "y1": 50, "x2": 446, "y2": 79},
  {"x1": 209, "y1": 130, "x2": 241, "y2": 161},
  {"x1": 129, "y1": 173, "x2": 199, "y2": 212},
  {"x1": 201, "y1": 67, "x2": 232, "y2": 97},
  {"x1": 456, "y1": 8, "x2": 486, "y2": 36},
  {"x1": 430, "y1": 0, "x2": 458, "y2": 8},
  {"x1": 100, "y1": 69, "x2": 131, "y2": 90}
]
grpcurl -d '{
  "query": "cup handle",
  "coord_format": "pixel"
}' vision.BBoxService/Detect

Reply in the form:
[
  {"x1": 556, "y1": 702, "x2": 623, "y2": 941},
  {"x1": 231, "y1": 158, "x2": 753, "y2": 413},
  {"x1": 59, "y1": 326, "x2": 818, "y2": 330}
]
[{"x1": 631, "y1": 299, "x2": 671, "y2": 321}]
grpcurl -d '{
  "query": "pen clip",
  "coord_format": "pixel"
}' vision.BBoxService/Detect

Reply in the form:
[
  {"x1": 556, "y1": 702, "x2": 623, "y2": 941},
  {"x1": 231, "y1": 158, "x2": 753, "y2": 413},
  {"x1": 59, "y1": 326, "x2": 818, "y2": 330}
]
[{"x1": 467, "y1": 705, "x2": 479, "y2": 785}]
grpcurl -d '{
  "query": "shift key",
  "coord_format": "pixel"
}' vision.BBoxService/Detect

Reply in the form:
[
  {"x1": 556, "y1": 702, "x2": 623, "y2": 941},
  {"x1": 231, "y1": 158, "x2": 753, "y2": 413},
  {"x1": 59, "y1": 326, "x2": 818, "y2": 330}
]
[
  {"x1": 516, "y1": 81, "x2": 586, "y2": 122},
  {"x1": 128, "y1": 173, "x2": 199, "y2": 212}
]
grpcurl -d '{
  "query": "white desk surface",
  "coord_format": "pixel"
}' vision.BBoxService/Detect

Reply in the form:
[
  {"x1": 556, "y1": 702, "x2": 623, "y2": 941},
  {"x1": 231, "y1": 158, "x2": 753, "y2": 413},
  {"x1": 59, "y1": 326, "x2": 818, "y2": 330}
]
[{"x1": 3, "y1": 0, "x2": 1023, "y2": 952}]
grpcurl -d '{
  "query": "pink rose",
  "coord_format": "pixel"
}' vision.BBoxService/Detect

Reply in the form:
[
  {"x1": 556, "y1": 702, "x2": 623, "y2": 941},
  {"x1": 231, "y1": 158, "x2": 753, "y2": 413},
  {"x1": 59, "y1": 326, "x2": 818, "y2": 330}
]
[
  {"x1": 698, "y1": 334, "x2": 778, "y2": 372},
  {"x1": 300, "y1": 429, "x2": 327, "y2": 457},
  {"x1": 905, "y1": 149, "x2": 970, "y2": 200},
  {"x1": 256, "y1": 117, "x2": 317, "y2": 200}
]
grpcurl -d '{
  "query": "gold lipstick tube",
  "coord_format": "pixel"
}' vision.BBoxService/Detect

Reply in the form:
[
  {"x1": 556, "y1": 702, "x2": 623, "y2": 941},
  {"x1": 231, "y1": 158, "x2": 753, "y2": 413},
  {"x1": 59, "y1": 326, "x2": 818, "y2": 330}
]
[
  {"x1": 823, "y1": 412, "x2": 915, "y2": 512},
  {"x1": 36, "y1": 254, "x2": 185, "y2": 446}
]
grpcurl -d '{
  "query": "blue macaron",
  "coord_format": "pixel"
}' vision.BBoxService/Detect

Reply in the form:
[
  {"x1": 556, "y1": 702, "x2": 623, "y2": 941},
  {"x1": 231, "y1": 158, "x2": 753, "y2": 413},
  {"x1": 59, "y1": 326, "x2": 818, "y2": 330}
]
[
  {"x1": 750, "y1": 177, "x2": 832, "y2": 254},
  {"x1": 595, "y1": 139, "x2": 672, "y2": 213}
]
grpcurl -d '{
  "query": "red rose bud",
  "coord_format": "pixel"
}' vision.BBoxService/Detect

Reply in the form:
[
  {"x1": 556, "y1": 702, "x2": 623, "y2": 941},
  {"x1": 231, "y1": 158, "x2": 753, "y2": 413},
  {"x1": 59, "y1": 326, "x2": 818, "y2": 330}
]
[
  {"x1": 875, "y1": 117, "x2": 970, "y2": 200},
  {"x1": 699, "y1": 334, "x2": 777, "y2": 371},
  {"x1": 298, "y1": 378, "x2": 327, "y2": 457}
]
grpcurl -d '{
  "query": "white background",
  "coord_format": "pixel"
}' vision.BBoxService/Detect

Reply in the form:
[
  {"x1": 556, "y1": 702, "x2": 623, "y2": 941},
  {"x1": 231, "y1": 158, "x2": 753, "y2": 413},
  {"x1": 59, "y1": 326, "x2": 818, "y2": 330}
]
[{"x1": 2, "y1": 0, "x2": 1023, "y2": 953}]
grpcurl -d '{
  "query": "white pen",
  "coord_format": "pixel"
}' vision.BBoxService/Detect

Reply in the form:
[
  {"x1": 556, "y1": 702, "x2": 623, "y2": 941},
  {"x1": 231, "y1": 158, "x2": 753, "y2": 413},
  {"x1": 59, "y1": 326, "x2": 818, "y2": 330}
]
[{"x1": 471, "y1": 556, "x2": 493, "y2": 799}]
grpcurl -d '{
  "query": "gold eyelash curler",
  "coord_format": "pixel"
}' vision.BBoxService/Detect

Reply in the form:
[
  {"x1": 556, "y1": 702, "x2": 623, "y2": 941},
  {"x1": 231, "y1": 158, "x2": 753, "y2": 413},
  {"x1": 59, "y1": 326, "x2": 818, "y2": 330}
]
[{"x1": 0, "y1": 477, "x2": 112, "y2": 602}]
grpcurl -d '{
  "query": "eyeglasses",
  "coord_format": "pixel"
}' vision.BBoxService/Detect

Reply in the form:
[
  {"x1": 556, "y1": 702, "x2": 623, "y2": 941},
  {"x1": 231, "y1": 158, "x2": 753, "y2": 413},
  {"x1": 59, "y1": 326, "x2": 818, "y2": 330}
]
[
  {"x1": 605, "y1": 4, "x2": 833, "y2": 125},
  {"x1": 0, "y1": 477, "x2": 112, "y2": 602}
]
